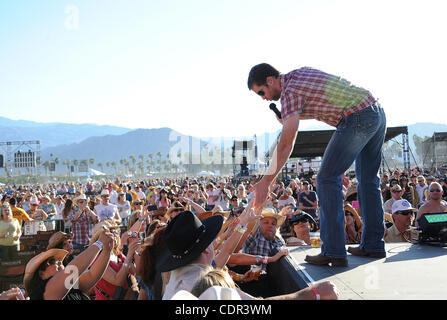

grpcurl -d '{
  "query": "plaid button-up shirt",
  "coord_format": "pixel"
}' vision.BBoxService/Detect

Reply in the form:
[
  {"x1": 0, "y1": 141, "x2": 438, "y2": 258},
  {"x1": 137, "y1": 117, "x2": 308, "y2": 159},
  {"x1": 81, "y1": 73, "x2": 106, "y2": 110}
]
[
  {"x1": 71, "y1": 208, "x2": 95, "y2": 246},
  {"x1": 242, "y1": 227, "x2": 286, "y2": 271},
  {"x1": 280, "y1": 67, "x2": 377, "y2": 127}
]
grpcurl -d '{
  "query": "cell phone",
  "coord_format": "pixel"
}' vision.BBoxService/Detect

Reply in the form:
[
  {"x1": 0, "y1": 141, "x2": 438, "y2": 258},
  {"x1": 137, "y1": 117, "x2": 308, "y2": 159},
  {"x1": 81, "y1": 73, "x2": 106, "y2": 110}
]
[
  {"x1": 138, "y1": 232, "x2": 145, "y2": 241},
  {"x1": 147, "y1": 205, "x2": 158, "y2": 211},
  {"x1": 128, "y1": 232, "x2": 137, "y2": 238}
]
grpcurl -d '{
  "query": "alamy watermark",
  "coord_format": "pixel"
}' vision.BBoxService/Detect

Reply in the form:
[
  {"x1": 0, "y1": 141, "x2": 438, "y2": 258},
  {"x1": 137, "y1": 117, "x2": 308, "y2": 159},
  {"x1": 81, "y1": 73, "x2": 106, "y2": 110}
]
[{"x1": 65, "y1": 5, "x2": 79, "y2": 30}]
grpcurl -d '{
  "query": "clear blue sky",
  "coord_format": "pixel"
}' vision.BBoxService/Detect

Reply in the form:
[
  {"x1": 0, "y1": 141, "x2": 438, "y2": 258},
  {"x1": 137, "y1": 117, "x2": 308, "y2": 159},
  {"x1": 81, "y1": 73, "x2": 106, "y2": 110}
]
[{"x1": 1, "y1": 0, "x2": 446, "y2": 139}]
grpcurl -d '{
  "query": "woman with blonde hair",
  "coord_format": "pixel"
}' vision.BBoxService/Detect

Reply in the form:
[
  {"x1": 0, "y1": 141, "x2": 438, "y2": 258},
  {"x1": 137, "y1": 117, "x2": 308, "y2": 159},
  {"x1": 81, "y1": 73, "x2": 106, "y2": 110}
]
[
  {"x1": 191, "y1": 266, "x2": 236, "y2": 297},
  {"x1": 236, "y1": 184, "x2": 249, "y2": 204},
  {"x1": 278, "y1": 188, "x2": 296, "y2": 209},
  {"x1": 0, "y1": 203, "x2": 22, "y2": 261},
  {"x1": 89, "y1": 220, "x2": 139, "y2": 300}
]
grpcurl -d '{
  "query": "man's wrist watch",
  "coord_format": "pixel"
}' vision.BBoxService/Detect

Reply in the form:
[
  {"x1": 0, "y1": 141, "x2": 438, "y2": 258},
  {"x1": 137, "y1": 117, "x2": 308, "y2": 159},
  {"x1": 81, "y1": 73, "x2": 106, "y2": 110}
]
[{"x1": 255, "y1": 255, "x2": 262, "y2": 265}]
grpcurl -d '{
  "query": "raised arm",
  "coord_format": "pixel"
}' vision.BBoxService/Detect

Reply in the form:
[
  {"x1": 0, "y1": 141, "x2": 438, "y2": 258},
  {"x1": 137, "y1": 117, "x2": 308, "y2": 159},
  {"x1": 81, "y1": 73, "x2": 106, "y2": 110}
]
[
  {"x1": 254, "y1": 114, "x2": 299, "y2": 209},
  {"x1": 44, "y1": 231, "x2": 114, "y2": 300},
  {"x1": 213, "y1": 201, "x2": 261, "y2": 268}
]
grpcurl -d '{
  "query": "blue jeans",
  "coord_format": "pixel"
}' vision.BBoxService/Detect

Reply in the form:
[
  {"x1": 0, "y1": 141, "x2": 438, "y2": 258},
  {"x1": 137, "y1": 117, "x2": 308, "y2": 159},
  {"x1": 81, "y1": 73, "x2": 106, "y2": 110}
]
[{"x1": 317, "y1": 103, "x2": 386, "y2": 258}]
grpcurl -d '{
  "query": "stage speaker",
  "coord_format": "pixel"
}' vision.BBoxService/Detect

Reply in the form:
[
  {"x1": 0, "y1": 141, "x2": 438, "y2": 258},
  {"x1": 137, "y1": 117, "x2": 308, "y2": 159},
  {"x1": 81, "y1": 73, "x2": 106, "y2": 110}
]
[{"x1": 417, "y1": 212, "x2": 447, "y2": 246}]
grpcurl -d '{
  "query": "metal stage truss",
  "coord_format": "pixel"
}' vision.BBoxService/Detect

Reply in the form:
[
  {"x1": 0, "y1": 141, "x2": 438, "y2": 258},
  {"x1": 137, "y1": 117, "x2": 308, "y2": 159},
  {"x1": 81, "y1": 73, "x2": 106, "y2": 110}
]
[{"x1": 0, "y1": 140, "x2": 41, "y2": 176}]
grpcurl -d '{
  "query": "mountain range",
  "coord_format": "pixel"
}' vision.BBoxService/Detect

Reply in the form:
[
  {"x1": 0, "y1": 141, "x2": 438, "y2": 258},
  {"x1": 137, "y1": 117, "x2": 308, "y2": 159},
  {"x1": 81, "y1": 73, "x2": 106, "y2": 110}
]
[{"x1": 0, "y1": 116, "x2": 446, "y2": 173}]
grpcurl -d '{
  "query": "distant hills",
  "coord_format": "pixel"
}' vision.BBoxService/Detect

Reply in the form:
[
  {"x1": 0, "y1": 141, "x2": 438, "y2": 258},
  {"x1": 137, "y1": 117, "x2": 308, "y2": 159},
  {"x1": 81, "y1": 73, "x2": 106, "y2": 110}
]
[
  {"x1": 0, "y1": 116, "x2": 447, "y2": 174},
  {"x1": 0, "y1": 116, "x2": 132, "y2": 147}
]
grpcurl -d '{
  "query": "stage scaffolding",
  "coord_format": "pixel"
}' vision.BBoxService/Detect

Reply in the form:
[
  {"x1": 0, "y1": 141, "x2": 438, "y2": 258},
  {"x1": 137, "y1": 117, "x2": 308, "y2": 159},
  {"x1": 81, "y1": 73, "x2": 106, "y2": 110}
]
[{"x1": 422, "y1": 132, "x2": 447, "y2": 171}]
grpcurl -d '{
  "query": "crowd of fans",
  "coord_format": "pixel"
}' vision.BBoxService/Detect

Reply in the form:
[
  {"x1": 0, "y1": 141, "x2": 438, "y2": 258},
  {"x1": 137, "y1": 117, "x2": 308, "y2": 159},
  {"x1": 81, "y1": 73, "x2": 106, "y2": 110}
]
[{"x1": 0, "y1": 166, "x2": 446, "y2": 300}]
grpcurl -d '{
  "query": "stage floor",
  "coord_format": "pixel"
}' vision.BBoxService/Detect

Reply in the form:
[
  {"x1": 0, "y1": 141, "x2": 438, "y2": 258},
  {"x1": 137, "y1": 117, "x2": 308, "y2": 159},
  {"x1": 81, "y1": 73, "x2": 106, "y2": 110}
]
[{"x1": 287, "y1": 242, "x2": 447, "y2": 300}]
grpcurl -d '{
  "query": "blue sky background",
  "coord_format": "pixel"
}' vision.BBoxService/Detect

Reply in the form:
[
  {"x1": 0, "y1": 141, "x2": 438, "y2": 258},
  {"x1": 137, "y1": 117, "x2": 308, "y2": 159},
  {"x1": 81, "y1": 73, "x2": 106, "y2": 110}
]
[{"x1": 1, "y1": 0, "x2": 446, "y2": 139}]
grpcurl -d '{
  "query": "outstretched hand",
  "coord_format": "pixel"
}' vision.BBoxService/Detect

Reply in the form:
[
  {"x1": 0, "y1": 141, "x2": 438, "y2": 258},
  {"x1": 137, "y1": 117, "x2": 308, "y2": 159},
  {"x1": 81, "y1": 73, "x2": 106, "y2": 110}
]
[
  {"x1": 239, "y1": 199, "x2": 263, "y2": 225},
  {"x1": 253, "y1": 180, "x2": 272, "y2": 210}
]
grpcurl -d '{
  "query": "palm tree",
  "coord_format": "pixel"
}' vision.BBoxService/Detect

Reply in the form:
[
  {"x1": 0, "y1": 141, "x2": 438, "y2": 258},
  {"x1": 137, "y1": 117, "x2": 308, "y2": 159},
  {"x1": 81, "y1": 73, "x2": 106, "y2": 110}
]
[
  {"x1": 111, "y1": 161, "x2": 117, "y2": 174},
  {"x1": 63, "y1": 159, "x2": 71, "y2": 176},
  {"x1": 97, "y1": 162, "x2": 103, "y2": 172},
  {"x1": 43, "y1": 161, "x2": 50, "y2": 176},
  {"x1": 137, "y1": 162, "x2": 144, "y2": 174},
  {"x1": 89, "y1": 158, "x2": 95, "y2": 168},
  {"x1": 156, "y1": 152, "x2": 162, "y2": 165},
  {"x1": 73, "y1": 159, "x2": 79, "y2": 173}
]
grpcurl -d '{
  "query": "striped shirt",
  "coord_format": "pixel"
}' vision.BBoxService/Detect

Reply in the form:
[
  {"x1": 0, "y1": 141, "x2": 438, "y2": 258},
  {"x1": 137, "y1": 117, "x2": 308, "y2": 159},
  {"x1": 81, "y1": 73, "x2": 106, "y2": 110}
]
[{"x1": 280, "y1": 67, "x2": 377, "y2": 127}]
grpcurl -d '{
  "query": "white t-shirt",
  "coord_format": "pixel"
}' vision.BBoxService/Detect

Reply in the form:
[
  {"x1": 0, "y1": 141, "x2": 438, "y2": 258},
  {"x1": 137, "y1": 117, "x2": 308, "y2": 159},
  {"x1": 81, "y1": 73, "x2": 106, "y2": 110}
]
[
  {"x1": 109, "y1": 190, "x2": 118, "y2": 205},
  {"x1": 214, "y1": 189, "x2": 230, "y2": 210},
  {"x1": 116, "y1": 201, "x2": 131, "y2": 219},
  {"x1": 416, "y1": 184, "x2": 428, "y2": 205},
  {"x1": 137, "y1": 191, "x2": 146, "y2": 200},
  {"x1": 94, "y1": 203, "x2": 118, "y2": 221},
  {"x1": 278, "y1": 197, "x2": 296, "y2": 209},
  {"x1": 54, "y1": 203, "x2": 65, "y2": 220}
]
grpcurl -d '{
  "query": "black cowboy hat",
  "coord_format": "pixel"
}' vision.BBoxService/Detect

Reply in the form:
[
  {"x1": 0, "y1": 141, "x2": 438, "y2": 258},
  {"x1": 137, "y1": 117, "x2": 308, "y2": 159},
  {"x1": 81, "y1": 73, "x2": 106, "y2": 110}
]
[
  {"x1": 157, "y1": 211, "x2": 224, "y2": 272},
  {"x1": 289, "y1": 212, "x2": 318, "y2": 232}
]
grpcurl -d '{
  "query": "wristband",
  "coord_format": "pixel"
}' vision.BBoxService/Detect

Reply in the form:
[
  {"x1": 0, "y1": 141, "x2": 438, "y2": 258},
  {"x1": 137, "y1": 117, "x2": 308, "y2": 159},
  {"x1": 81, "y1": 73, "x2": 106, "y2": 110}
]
[
  {"x1": 262, "y1": 256, "x2": 268, "y2": 264},
  {"x1": 215, "y1": 236, "x2": 224, "y2": 244},
  {"x1": 123, "y1": 263, "x2": 130, "y2": 268},
  {"x1": 92, "y1": 240, "x2": 104, "y2": 251},
  {"x1": 235, "y1": 224, "x2": 247, "y2": 234},
  {"x1": 310, "y1": 286, "x2": 320, "y2": 300}
]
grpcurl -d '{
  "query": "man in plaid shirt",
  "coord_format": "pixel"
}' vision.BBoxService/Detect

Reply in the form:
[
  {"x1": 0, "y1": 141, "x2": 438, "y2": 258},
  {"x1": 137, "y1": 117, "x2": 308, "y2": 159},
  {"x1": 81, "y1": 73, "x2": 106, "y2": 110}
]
[
  {"x1": 247, "y1": 63, "x2": 387, "y2": 267},
  {"x1": 240, "y1": 208, "x2": 289, "y2": 297},
  {"x1": 71, "y1": 195, "x2": 98, "y2": 251}
]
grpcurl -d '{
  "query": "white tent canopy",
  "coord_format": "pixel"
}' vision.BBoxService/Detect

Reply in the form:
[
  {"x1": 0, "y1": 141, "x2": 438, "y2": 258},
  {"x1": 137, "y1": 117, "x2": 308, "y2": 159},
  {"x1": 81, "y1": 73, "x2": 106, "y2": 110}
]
[
  {"x1": 74, "y1": 168, "x2": 106, "y2": 177},
  {"x1": 196, "y1": 171, "x2": 215, "y2": 176}
]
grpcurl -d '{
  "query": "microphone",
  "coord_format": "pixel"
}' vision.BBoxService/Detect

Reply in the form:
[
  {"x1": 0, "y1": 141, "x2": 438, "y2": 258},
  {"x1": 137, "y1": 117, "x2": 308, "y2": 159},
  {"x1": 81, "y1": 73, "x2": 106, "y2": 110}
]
[{"x1": 269, "y1": 103, "x2": 282, "y2": 119}]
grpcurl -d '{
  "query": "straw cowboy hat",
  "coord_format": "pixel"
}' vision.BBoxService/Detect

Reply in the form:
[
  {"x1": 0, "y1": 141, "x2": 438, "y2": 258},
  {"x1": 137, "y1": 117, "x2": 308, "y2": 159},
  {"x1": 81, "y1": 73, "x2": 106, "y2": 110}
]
[
  {"x1": 260, "y1": 207, "x2": 286, "y2": 227},
  {"x1": 157, "y1": 211, "x2": 224, "y2": 272},
  {"x1": 46, "y1": 231, "x2": 73, "y2": 250},
  {"x1": 24, "y1": 249, "x2": 69, "y2": 292},
  {"x1": 90, "y1": 219, "x2": 119, "y2": 242},
  {"x1": 30, "y1": 197, "x2": 40, "y2": 205},
  {"x1": 344, "y1": 184, "x2": 358, "y2": 200},
  {"x1": 166, "y1": 205, "x2": 186, "y2": 217}
]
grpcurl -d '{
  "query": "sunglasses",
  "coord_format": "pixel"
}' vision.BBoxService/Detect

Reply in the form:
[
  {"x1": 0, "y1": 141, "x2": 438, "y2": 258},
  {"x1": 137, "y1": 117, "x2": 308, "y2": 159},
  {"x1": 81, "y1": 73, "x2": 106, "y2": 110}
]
[
  {"x1": 257, "y1": 90, "x2": 265, "y2": 97},
  {"x1": 396, "y1": 210, "x2": 413, "y2": 216},
  {"x1": 430, "y1": 189, "x2": 441, "y2": 192},
  {"x1": 47, "y1": 258, "x2": 61, "y2": 266},
  {"x1": 392, "y1": 190, "x2": 401, "y2": 193}
]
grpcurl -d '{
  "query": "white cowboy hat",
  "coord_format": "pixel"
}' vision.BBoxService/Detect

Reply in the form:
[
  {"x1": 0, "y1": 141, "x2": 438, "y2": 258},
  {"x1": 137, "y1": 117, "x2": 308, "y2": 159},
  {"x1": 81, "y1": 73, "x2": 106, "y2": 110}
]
[{"x1": 171, "y1": 286, "x2": 241, "y2": 300}]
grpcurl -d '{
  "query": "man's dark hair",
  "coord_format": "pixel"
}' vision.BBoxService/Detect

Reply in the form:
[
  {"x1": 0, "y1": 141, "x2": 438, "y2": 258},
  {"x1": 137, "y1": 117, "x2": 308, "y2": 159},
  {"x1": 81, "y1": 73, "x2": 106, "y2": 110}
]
[
  {"x1": 247, "y1": 63, "x2": 280, "y2": 89},
  {"x1": 8, "y1": 197, "x2": 16, "y2": 206}
]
